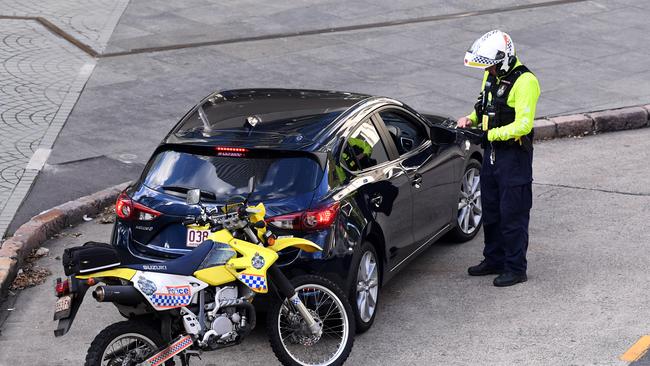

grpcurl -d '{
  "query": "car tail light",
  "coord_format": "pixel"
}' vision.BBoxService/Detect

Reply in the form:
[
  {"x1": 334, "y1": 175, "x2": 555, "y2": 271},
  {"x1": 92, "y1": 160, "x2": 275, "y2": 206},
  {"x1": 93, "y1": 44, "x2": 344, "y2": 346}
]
[
  {"x1": 55, "y1": 278, "x2": 70, "y2": 297},
  {"x1": 115, "y1": 192, "x2": 161, "y2": 221},
  {"x1": 267, "y1": 202, "x2": 340, "y2": 231},
  {"x1": 215, "y1": 146, "x2": 248, "y2": 157}
]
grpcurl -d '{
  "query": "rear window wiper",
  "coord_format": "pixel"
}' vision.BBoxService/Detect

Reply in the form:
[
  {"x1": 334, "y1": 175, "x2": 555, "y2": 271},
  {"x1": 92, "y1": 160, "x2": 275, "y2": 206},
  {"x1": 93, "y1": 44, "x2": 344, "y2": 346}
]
[
  {"x1": 198, "y1": 104, "x2": 211, "y2": 132},
  {"x1": 161, "y1": 185, "x2": 191, "y2": 193}
]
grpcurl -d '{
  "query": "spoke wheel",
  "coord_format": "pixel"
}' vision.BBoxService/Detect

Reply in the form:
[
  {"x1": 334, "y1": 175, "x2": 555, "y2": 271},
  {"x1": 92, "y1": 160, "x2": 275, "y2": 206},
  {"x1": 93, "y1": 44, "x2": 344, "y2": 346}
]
[
  {"x1": 100, "y1": 333, "x2": 157, "y2": 366},
  {"x1": 85, "y1": 321, "x2": 171, "y2": 366},
  {"x1": 268, "y1": 275, "x2": 355, "y2": 366}
]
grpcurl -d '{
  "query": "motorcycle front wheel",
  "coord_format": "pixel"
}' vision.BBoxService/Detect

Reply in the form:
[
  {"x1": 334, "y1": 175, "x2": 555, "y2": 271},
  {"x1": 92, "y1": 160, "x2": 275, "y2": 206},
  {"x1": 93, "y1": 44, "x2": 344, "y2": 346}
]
[
  {"x1": 85, "y1": 320, "x2": 173, "y2": 366},
  {"x1": 267, "y1": 275, "x2": 355, "y2": 366}
]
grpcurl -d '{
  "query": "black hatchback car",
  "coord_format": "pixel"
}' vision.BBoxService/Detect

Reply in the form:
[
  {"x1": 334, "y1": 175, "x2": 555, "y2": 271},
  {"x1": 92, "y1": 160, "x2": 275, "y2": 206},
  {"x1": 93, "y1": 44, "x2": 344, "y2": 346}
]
[{"x1": 112, "y1": 89, "x2": 483, "y2": 332}]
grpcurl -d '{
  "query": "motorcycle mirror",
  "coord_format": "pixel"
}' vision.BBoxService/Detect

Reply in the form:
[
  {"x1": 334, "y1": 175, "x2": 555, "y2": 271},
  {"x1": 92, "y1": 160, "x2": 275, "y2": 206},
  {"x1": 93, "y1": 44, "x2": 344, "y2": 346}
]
[
  {"x1": 245, "y1": 176, "x2": 256, "y2": 204},
  {"x1": 186, "y1": 189, "x2": 201, "y2": 205},
  {"x1": 247, "y1": 176, "x2": 255, "y2": 195}
]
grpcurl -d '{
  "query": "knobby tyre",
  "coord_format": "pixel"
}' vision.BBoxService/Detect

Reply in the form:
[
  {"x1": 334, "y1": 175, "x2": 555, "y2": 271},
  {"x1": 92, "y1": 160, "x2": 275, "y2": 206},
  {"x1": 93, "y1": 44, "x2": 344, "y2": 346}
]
[
  {"x1": 267, "y1": 275, "x2": 355, "y2": 366},
  {"x1": 85, "y1": 320, "x2": 173, "y2": 366}
]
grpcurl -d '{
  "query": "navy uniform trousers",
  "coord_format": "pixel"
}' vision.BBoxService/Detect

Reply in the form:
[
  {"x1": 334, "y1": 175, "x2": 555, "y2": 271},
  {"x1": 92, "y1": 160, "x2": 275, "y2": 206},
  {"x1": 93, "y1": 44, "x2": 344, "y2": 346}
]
[{"x1": 481, "y1": 143, "x2": 533, "y2": 275}]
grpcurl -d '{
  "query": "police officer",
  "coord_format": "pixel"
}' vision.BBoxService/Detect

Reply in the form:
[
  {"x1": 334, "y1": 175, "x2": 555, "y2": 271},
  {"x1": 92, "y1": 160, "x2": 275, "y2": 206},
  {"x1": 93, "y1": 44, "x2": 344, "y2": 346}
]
[{"x1": 457, "y1": 30, "x2": 540, "y2": 287}]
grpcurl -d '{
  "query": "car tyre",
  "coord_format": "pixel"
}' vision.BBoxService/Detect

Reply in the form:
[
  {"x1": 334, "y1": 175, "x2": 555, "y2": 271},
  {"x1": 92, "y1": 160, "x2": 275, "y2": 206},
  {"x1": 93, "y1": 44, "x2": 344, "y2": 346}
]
[
  {"x1": 447, "y1": 159, "x2": 483, "y2": 242},
  {"x1": 350, "y1": 241, "x2": 380, "y2": 333}
]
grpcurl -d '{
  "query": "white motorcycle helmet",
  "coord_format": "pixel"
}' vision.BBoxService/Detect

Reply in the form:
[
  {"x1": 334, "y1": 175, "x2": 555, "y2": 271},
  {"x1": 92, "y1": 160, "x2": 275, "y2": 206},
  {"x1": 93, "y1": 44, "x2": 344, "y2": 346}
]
[{"x1": 464, "y1": 30, "x2": 516, "y2": 76}]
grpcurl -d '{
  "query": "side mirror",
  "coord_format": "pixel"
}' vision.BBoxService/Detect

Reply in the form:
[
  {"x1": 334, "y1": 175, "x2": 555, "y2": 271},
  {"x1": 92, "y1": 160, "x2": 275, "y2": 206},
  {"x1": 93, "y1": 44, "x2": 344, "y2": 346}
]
[
  {"x1": 430, "y1": 125, "x2": 456, "y2": 144},
  {"x1": 186, "y1": 189, "x2": 201, "y2": 205}
]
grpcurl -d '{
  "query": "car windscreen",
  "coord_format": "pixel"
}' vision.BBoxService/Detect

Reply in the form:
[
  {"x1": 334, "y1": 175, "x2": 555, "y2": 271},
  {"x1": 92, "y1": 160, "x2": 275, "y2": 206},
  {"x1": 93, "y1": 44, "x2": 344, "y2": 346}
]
[{"x1": 142, "y1": 150, "x2": 323, "y2": 201}]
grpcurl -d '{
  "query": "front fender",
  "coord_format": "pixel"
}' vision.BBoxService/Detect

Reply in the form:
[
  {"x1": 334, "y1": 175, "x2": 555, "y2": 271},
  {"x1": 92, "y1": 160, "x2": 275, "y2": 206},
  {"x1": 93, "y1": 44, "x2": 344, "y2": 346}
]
[{"x1": 271, "y1": 237, "x2": 322, "y2": 253}]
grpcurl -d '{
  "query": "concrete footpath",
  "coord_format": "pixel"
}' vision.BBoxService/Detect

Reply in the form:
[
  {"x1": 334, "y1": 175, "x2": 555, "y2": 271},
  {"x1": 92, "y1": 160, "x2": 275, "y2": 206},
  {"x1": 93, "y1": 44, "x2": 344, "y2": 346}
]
[{"x1": 1, "y1": 128, "x2": 649, "y2": 365}]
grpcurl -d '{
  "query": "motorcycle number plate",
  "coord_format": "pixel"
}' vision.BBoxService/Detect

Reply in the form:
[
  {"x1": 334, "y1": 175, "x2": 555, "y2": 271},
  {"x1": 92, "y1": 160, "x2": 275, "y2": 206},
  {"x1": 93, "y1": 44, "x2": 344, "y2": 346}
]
[
  {"x1": 54, "y1": 295, "x2": 72, "y2": 316},
  {"x1": 186, "y1": 228, "x2": 210, "y2": 248}
]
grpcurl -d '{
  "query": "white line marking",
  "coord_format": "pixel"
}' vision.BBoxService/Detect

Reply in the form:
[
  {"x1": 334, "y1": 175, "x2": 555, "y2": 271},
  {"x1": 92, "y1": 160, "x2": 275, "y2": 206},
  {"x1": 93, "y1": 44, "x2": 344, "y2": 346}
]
[{"x1": 25, "y1": 148, "x2": 51, "y2": 171}]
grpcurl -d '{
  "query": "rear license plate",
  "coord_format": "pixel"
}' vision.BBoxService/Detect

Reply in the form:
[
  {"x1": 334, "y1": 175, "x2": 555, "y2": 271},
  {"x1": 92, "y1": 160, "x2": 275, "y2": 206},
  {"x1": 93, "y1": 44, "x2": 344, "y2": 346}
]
[
  {"x1": 186, "y1": 228, "x2": 210, "y2": 248},
  {"x1": 54, "y1": 295, "x2": 72, "y2": 319}
]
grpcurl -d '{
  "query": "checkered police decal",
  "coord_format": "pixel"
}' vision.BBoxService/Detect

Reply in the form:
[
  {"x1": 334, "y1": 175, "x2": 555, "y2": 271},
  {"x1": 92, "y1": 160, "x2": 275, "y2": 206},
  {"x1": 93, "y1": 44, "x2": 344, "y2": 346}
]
[
  {"x1": 471, "y1": 54, "x2": 498, "y2": 66},
  {"x1": 239, "y1": 273, "x2": 267, "y2": 290},
  {"x1": 144, "y1": 335, "x2": 193, "y2": 366},
  {"x1": 149, "y1": 285, "x2": 192, "y2": 308}
]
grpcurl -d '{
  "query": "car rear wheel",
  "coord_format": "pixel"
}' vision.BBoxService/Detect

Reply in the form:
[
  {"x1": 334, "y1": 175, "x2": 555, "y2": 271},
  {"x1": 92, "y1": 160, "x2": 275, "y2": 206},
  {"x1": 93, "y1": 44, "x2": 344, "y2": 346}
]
[
  {"x1": 447, "y1": 159, "x2": 482, "y2": 242},
  {"x1": 350, "y1": 242, "x2": 379, "y2": 333}
]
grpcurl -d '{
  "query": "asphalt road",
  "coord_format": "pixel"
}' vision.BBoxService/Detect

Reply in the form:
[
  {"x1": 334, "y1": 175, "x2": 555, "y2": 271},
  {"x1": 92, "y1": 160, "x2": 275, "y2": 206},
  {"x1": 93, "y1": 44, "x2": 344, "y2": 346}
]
[
  {"x1": 1, "y1": 128, "x2": 649, "y2": 365},
  {"x1": 10, "y1": 0, "x2": 650, "y2": 234}
]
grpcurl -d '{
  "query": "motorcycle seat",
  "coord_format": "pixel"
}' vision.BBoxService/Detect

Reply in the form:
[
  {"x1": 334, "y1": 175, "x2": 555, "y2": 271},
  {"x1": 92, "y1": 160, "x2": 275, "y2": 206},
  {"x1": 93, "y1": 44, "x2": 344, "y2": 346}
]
[{"x1": 126, "y1": 240, "x2": 215, "y2": 276}]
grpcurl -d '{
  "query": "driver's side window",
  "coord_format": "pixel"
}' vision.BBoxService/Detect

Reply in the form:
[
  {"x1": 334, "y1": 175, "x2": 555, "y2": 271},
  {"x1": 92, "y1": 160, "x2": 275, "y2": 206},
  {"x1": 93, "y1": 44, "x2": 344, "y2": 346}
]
[
  {"x1": 379, "y1": 110, "x2": 428, "y2": 156},
  {"x1": 341, "y1": 119, "x2": 389, "y2": 172}
]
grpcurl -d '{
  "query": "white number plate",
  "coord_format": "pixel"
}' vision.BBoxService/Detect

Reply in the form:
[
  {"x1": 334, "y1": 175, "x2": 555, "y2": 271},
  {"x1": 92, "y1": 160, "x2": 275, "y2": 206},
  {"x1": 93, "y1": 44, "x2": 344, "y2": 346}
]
[
  {"x1": 186, "y1": 228, "x2": 210, "y2": 248},
  {"x1": 55, "y1": 295, "x2": 72, "y2": 313}
]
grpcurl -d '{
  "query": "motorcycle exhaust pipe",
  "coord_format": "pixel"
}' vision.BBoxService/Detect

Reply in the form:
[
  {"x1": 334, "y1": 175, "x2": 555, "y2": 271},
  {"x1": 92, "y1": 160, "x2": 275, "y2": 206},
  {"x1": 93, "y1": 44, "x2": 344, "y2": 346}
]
[{"x1": 92, "y1": 286, "x2": 143, "y2": 305}]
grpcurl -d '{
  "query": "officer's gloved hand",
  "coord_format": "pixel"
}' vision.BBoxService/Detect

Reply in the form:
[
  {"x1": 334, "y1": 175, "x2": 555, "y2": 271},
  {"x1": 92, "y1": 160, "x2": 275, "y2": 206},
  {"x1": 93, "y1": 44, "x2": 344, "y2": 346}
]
[{"x1": 481, "y1": 131, "x2": 489, "y2": 149}]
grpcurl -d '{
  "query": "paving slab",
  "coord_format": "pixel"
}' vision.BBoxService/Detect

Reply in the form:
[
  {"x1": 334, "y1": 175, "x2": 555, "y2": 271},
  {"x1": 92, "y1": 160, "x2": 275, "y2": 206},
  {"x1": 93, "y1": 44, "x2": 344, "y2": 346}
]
[
  {"x1": 0, "y1": 0, "x2": 131, "y2": 239},
  {"x1": 0, "y1": 0, "x2": 128, "y2": 52},
  {"x1": 0, "y1": 19, "x2": 94, "y2": 239}
]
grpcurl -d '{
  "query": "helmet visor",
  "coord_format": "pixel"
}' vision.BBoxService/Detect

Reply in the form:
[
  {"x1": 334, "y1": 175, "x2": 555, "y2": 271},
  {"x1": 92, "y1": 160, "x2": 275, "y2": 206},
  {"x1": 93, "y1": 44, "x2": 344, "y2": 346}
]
[{"x1": 464, "y1": 52, "x2": 498, "y2": 68}]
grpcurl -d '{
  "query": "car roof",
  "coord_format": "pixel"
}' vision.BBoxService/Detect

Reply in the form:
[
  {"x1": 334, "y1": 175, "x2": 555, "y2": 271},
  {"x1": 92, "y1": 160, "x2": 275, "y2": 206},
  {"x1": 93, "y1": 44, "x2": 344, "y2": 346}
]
[{"x1": 164, "y1": 88, "x2": 372, "y2": 150}]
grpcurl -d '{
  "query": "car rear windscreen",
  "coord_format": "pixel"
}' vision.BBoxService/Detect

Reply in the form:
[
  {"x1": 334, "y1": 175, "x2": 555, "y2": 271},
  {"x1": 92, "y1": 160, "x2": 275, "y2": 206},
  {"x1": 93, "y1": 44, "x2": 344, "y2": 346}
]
[{"x1": 142, "y1": 150, "x2": 323, "y2": 200}]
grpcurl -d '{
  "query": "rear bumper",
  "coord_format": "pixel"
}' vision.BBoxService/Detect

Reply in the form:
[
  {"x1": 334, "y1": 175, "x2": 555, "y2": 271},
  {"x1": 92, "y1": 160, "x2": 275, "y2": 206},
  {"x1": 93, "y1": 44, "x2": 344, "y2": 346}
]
[{"x1": 112, "y1": 223, "x2": 355, "y2": 293}]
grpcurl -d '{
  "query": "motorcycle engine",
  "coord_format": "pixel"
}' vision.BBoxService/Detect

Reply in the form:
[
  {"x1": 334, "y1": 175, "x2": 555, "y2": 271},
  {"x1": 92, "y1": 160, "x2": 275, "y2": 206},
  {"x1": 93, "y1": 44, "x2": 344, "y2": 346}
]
[{"x1": 207, "y1": 287, "x2": 240, "y2": 343}]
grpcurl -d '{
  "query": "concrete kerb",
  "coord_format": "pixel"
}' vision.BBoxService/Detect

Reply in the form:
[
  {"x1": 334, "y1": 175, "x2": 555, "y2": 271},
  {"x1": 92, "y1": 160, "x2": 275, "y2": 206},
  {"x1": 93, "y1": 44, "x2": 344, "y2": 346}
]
[
  {"x1": 534, "y1": 104, "x2": 650, "y2": 141},
  {"x1": 0, "y1": 104, "x2": 649, "y2": 300},
  {"x1": 0, "y1": 181, "x2": 129, "y2": 299}
]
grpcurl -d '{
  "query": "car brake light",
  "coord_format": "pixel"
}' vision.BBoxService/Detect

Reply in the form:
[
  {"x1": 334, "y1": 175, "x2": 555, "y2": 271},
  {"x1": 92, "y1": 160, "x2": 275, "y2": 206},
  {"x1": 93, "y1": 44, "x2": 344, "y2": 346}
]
[
  {"x1": 115, "y1": 192, "x2": 161, "y2": 221},
  {"x1": 267, "y1": 202, "x2": 340, "y2": 231},
  {"x1": 116, "y1": 192, "x2": 131, "y2": 218},
  {"x1": 55, "y1": 278, "x2": 70, "y2": 297},
  {"x1": 215, "y1": 146, "x2": 248, "y2": 157}
]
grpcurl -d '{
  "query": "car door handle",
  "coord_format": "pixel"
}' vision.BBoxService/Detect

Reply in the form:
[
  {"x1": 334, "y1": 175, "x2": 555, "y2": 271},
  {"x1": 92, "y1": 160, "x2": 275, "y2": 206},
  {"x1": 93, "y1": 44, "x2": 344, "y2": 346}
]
[
  {"x1": 370, "y1": 194, "x2": 383, "y2": 208},
  {"x1": 412, "y1": 174, "x2": 423, "y2": 189}
]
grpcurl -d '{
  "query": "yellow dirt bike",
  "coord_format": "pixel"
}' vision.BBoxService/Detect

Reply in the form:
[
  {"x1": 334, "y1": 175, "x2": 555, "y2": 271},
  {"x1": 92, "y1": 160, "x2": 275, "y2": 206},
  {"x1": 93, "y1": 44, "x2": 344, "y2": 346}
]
[{"x1": 53, "y1": 186, "x2": 355, "y2": 366}]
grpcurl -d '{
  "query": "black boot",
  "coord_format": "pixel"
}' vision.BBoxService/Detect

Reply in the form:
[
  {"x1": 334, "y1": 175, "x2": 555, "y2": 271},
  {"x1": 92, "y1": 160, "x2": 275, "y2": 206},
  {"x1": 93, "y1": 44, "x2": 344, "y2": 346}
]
[
  {"x1": 467, "y1": 260, "x2": 503, "y2": 276},
  {"x1": 493, "y1": 272, "x2": 527, "y2": 287}
]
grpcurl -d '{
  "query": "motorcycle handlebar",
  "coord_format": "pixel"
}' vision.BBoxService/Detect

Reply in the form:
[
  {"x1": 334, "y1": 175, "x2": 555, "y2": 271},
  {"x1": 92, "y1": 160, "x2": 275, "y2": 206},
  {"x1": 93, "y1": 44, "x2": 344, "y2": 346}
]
[
  {"x1": 182, "y1": 216, "x2": 196, "y2": 225},
  {"x1": 183, "y1": 204, "x2": 264, "y2": 242}
]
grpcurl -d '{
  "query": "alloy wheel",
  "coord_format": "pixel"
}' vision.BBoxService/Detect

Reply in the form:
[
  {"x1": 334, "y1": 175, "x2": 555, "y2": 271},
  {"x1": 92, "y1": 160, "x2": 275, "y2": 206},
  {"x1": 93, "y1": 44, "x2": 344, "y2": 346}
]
[
  {"x1": 457, "y1": 167, "x2": 482, "y2": 235},
  {"x1": 356, "y1": 251, "x2": 379, "y2": 323}
]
